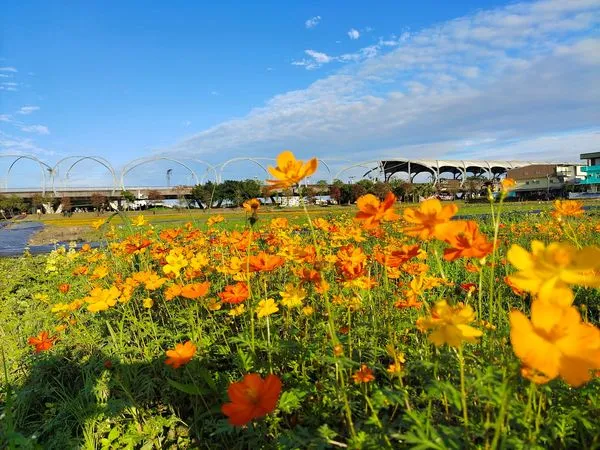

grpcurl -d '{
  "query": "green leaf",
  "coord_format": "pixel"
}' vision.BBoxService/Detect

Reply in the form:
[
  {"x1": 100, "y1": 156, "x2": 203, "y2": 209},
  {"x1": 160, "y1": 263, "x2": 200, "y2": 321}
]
[
  {"x1": 167, "y1": 378, "x2": 209, "y2": 396},
  {"x1": 278, "y1": 388, "x2": 307, "y2": 414}
]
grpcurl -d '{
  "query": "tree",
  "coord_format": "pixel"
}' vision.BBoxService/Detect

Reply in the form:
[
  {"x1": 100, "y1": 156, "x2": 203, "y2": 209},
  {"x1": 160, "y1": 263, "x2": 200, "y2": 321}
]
[
  {"x1": 350, "y1": 184, "x2": 367, "y2": 203},
  {"x1": 389, "y1": 179, "x2": 411, "y2": 202},
  {"x1": 147, "y1": 190, "x2": 163, "y2": 212},
  {"x1": 329, "y1": 185, "x2": 342, "y2": 204},
  {"x1": 0, "y1": 195, "x2": 27, "y2": 218},
  {"x1": 191, "y1": 182, "x2": 217, "y2": 209},
  {"x1": 316, "y1": 180, "x2": 329, "y2": 194},
  {"x1": 90, "y1": 193, "x2": 107, "y2": 215},
  {"x1": 31, "y1": 193, "x2": 53, "y2": 213},
  {"x1": 61, "y1": 196, "x2": 72, "y2": 216},
  {"x1": 174, "y1": 186, "x2": 190, "y2": 209},
  {"x1": 371, "y1": 182, "x2": 392, "y2": 200}
]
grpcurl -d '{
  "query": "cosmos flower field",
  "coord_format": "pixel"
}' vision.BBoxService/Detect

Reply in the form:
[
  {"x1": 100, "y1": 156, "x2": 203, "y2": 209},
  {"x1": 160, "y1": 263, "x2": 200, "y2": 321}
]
[{"x1": 1, "y1": 152, "x2": 600, "y2": 449}]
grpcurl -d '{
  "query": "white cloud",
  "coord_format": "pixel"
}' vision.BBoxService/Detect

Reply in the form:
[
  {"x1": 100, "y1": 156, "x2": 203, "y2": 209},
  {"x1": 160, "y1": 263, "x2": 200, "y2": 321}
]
[
  {"x1": 305, "y1": 16, "x2": 321, "y2": 29},
  {"x1": 17, "y1": 106, "x2": 40, "y2": 115},
  {"x1": 0, "y1": 130, "x2": 53, "y2": 156},
  {"x1": 20, "y1": 125, "x2": 50, "y2": 135},
  {"x1": 0, "y1": 67, "x2": 17, "y2": 72},
  {"x1": 1, "y1": 82, "x2": 18, "y2": 91},
  {"x1": 0, "y1": 114, "x2": 12, "y2": 122},
  {"x1": 172, "y1": 0, "x2": 600, "y2": 166},
  {"x1": 292, "y1": 50, "x2": 333, "y2": 70},
  {"x1": 348, "y1": 28, "x2": 360, "y2": 40},
  {"x1": 305, "y1": 50, "x2": 331, "y2": 64}
]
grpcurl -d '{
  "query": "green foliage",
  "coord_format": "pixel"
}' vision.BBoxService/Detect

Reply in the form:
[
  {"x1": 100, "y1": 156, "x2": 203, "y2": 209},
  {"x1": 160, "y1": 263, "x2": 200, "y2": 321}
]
[{"x1": 0, "y1": 206, "x2": 599, "y2": 449}]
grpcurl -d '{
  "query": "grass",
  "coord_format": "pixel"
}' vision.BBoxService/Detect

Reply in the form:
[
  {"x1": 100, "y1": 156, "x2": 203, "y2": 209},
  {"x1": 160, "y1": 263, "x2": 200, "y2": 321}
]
[{"x1": 1, "y1": 197, "x2": 599, "y2": 449}]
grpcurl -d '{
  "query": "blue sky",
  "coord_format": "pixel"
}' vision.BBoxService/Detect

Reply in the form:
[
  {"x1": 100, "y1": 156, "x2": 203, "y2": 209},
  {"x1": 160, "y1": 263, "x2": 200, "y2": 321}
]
[{"x1": 1, "y1": 0, "x2": 599, "y2": 186}]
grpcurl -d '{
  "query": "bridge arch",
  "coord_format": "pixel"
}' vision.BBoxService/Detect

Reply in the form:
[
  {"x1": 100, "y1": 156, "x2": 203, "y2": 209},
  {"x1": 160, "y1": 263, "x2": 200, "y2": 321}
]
[
  {"x1": 334, "y1": 160, "x2": 383, "y2": 182},
  {"x1": 1, "y1": 154, "x2": 53, "y2": 195},
  {"x1": 217, "y1": 157, "x2": 273, "y2": 184},
  {"x1": 120, "y1": 157, "x2": 206, "y2": 189},
  {"x1": 51, "y1": 156, "x2": 118, "y2": 195}
]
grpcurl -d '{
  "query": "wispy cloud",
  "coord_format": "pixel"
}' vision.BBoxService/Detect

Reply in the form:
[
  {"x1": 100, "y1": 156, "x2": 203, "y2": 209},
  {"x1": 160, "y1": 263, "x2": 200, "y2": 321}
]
[
  {"x1": 182, "y1": 120, "x2": 191, "y2": 127},
  {"x1": 347, "y1": 28, "x2": 360, "y2": 40},
  {"x1": 0, "y1": 67, "x2": 17, "y2": 73},
  {"x1": 1, "y1": 82, "x2": 18, "y2": 91},
  {"x1": 292, "y1": 49, "x2": 333, "y2": 69},
  {"x1": 0, "y1": 130, "x2": 53, "y2": 156},
  {"x1": 17, "y1": 106, "x2": 40, "y2": 115},
  {"x1": 20, "y1": 125, "x2": 50, "y2": 135},
  {"x1": 172, "y1": 0, "x2": 600, "y2": 167},
  {"x1": 305, "y1": 16, "x2": 321, "y2": 29}
]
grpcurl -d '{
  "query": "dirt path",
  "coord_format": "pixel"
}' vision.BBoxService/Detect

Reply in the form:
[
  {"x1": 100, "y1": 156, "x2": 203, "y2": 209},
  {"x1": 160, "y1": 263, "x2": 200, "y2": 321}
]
[{"x1": 27, "y1": 225, "x2": 96, "y2": 246}]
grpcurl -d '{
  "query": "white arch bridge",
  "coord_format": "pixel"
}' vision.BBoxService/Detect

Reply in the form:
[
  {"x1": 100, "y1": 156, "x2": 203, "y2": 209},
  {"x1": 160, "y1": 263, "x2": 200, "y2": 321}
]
[{"x1": 0, "y1": 153, "x2": 577, "y2": 196}]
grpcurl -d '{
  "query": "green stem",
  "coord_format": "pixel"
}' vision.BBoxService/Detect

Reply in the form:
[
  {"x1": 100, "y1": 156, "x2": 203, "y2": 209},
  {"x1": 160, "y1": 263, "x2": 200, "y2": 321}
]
[{"x1": 458, "y1": 346, "x2": 469, "y2": 428}]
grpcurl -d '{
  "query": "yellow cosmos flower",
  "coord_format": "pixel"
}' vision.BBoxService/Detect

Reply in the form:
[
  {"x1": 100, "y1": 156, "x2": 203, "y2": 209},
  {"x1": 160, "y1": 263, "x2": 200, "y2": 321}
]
[
  {"x1": 92, "y1": 219, "x2": 106, "y2": 230},
  {"x1": 417, "y1": 300, "x2": 483, "y2": 348},
  {"x1": 163, "y1": 249, "x2": 188, "y2": 277},
  {"x1": 510, "y1": 300, "x2": 600, "y2": 387},
  {"x1": 279, "y1": 284, "x2": 306, "y2": 308},
  {"x1": 266, "y1": 150, "x2": 318, "y2": 190},
  {"x1": 206, "y1": 298, "x2": 222, "y2": 311},
  {"x1": 33, "y1": 293, "x2": 49, "y2": 303},
  {"x1": 143, "y1": 298, "x2": 154, "y2": 309},
  {"x1": 256, "y1": 298, "x2": 279, "y2": 318},
  {"x1": 90, "y1": 265, "x2": 109, "y2": 280},
  {"x1": 302, "y1": 306, "x2": 314, "y2": 316},
  {"x1": 207, "y1": 215, "x2": 225, "y2": 227},
  {"x1": 85, "y1": 286, "x2": 121, "y2": 312},
  {"x1": 507, "y1": 241, "x2": 600, "y2": 300},
  {"x1": 133, "y1": 215, "x2": 147, "y2": 226},
  {"x1": 229, "y1": 304, "x2": 246, "y2": 317},
  {"x1": 189, "y1": 253, "x2": 209, "y2": 270}
]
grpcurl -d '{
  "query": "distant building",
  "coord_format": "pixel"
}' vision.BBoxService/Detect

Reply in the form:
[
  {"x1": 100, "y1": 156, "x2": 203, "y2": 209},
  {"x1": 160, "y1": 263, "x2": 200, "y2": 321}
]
[
  {"x1": 579, "y1": 152, "x2": 600, "y2": 193},
  {"x1": 506, "y1": 163, "x2": 584, "y2": 200}
]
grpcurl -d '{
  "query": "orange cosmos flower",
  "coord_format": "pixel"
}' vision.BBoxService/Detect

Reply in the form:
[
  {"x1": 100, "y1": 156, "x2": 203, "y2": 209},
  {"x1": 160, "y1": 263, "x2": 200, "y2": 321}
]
[
  {"x1": 28, "y1": 331, "x2": 55, "y2": 353},
  {"x1": 248, "y1": 252, "x2": 285, "y2": 272},
  {"x1": 374, "y1": 244, "x2": 420, "y2": 268},
  {"x1": 441, "y1": 220, "x2": 493, "y2": 261},
  {"x1": 165, "y1": 341, "x2": 196, "y2": 369},
  {"x1": 352, "y1": 364, "x2": 375, "y2": 383},
  {"x1": 165, "y1": 284, "x2": 182, "y2": 301},
  {"x1": 500, "y1": 178, "x2": 516, "y2": 193},
  {"x1": 551, "y1": 200, "x2": 584, "y2": 219},
  {"x1": 218, "y1": 282, "x2": 250, "y2": 304},
  {"x1": 180, "y1": 282, "x2": 211, "y2": 299},
  {"x1": 221, "y1": 373, "x2": 282, "y2": 426},
  {"x1": 403, "y1": 199, "x2": 458, "y2": 240},
  {"x1": 242, "y1": 198, "x2": 261, "y2": 213},
  {"x1": 58, "y1": 283, "x2": 70, "y2": 294},
  {"x1": 266, "y1": 150, "x2": 318, "y2": 190},
  {"x1": 354, "y1": 192, "x2": 400, "y2": 229},
  {"x1": 124, "y1": 238, "x2": 152, "y2": 255},
  {"x1": 72, "y1": 265, "x2": 89, "y2": 276},
  {"x1": 510, "y1": 300, "x2": 600, "y2": 387}
]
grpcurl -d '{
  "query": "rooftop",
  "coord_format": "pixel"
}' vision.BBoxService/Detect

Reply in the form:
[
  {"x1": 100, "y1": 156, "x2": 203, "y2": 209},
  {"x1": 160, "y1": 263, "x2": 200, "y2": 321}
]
[{"x1": 580, "y1": 152, "x2": 600, "y2": 159}]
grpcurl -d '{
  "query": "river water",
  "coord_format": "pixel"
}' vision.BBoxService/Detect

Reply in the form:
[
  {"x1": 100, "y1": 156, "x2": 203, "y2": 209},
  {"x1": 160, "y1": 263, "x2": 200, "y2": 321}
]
[{"x1": 0, "y1": 221, "x2": 101, "y2": 257}]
